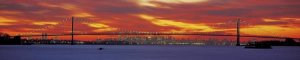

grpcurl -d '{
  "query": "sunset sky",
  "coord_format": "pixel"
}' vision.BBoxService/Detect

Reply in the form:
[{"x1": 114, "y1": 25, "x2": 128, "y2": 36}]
[{"x1": 0, "y1": 0, "x2": 300, "y2": 40}]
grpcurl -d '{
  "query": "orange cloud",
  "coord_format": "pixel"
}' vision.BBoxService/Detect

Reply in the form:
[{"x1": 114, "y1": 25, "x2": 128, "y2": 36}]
[
  {"x1": 0, "y1": 10, "x2": 23, "y2": 15},
  {"x1": 263, "y1": 18, "x2": 282, "y2": 22},
  {"x1": 39, "y1": 2, "x2": 94, "y2": 17},
  {"x1": 280, "y1": 18, "x2": 300, "y2": 23},
  {"x1": 32, "y1": 21, "x2": 59, "y2": 25},
  {"x1": 82, "y1": 23, "x2": 117, "y2": 32},
  {"x1": 241, "y1": 25, "x2": 300, "y2": 38},
  {"x1": 0, "y1": 17, "x2": 18, "y2": 25},
  {"x1": 149, "y1": 0, "x2": 208, "y2": 4},
  {"x1": 281, "y1": 18, "x2": 300, "y2": 21},
  {"x1": 39, "y1": 3, "x2": 77, "y2": 10},
  {"x1": 263, "y1": 18, "x2": 300, "y2": 22},
  {"x1": 138, "y1": 14, "x2": 216, "y2": 32},
  {"x1": 0, "y1": 0, "x2": 299, "y2": 40},
  {"x1": 133, "y1": 0, "x2": 208, "y2": 8},
  {"x1": 73, "y1": 12, "x2": 94, "y2": 17}
]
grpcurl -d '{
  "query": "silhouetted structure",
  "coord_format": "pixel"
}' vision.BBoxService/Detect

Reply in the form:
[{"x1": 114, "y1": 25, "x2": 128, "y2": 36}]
[
  {"x1": 0, "y1": 33, "x2": 10, "y2": 40},
  {"x1": 236, "y1": 18, "x2": 241, "y2": 46},
  {"x1": 71, "y1": 17, "x2": 75, "y2": 45},
  {"x1": 245, "y1": 42, "x2": 272, "y2": 49},
  {"x1": 284, "y1": 38, "x2": 298, "y2": 46},
  {"x1": 246, "y1": 39, "x2": 300, "y2": 46},
  {"x1": 0, "y1": 33, "x2": 21, "y2": 45}
]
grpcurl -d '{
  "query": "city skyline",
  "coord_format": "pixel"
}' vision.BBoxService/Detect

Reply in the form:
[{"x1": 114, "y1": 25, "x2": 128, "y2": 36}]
[
  {"x1": 0, "y1": 0, "x2": 300, "y2": 40},
  {"x1": 0, "y1": 1, "x2": 300, "y2": 60}
]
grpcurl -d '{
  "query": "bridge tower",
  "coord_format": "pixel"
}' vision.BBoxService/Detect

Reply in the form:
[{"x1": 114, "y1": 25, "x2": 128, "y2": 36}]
[
  {"x1": 236, "y1": 18, "x2": 241, "y2": 46},
  {"x1": 71, "y1": 17, "x2": 75, "y2": 45}
]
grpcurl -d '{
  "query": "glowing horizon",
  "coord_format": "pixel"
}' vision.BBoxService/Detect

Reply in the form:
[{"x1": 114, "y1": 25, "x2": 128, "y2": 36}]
[{"x1": 0, "y1": 0, "x2": 299, "y2": 40}]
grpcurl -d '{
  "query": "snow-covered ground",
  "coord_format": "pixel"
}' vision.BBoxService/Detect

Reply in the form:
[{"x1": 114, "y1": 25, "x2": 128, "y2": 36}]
[{"x1": 0, "y1": 45, "x2": 299, "y2": 60}]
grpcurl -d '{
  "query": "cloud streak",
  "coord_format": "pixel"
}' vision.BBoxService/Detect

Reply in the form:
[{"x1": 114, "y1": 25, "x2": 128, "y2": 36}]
[{"x1": 0, "y1": 0, "x2": 299, "y2": 39}]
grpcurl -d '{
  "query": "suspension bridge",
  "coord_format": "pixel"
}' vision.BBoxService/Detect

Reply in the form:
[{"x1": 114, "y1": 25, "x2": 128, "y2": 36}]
[{"x1": 12, "y1": 17, "x2": 300, "y2": 45}]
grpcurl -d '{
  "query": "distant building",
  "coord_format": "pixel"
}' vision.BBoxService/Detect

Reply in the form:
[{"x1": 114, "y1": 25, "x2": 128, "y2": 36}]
[
  {"x1": 0, "y1": 33, "x2": 22, "y2": 45},
  {"x1": 246, "y1": 39, "x2": 300, "y2": 46}
]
